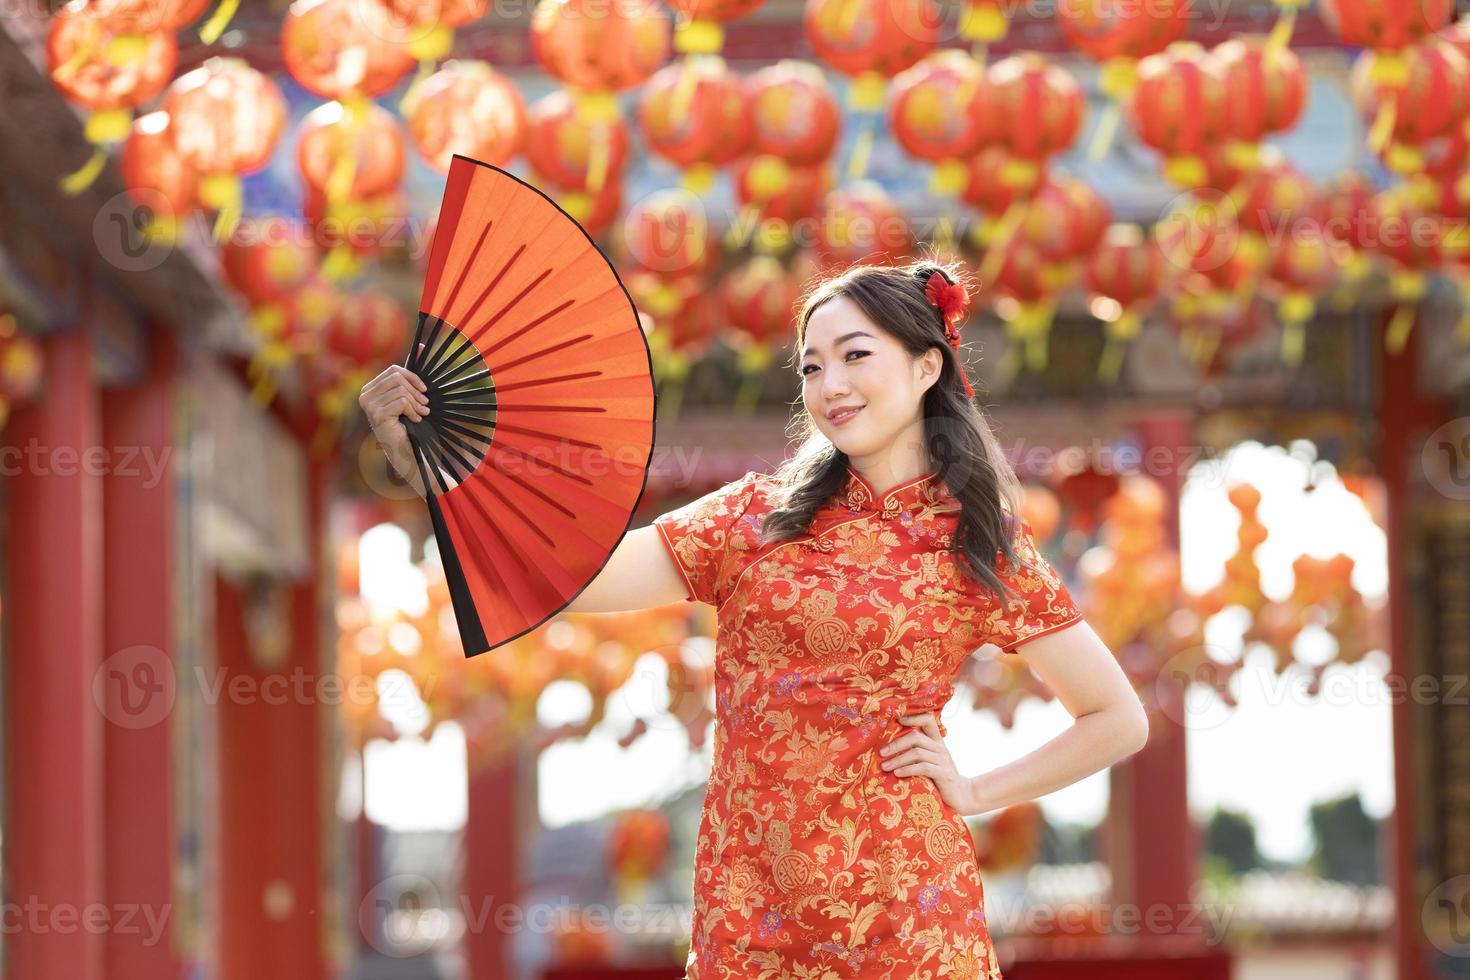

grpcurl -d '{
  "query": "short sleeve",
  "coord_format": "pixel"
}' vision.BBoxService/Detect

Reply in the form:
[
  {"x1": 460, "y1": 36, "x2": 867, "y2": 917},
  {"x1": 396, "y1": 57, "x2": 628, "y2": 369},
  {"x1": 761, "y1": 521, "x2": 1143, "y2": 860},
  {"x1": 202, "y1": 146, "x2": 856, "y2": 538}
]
[
  {"x1": 652, "y1": 471, "x2": 766, "y2": 606},
  {"x1": 989, "y1": 519, "x2": 1084, "y2": 654}
]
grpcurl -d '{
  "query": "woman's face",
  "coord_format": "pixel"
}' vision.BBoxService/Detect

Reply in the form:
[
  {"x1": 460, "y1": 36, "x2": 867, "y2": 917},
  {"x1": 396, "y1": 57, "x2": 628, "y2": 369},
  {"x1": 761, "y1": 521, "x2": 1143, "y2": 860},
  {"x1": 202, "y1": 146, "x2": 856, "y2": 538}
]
[{"x1": 800, "y1": 295, "x2": 941, "y2": 460}]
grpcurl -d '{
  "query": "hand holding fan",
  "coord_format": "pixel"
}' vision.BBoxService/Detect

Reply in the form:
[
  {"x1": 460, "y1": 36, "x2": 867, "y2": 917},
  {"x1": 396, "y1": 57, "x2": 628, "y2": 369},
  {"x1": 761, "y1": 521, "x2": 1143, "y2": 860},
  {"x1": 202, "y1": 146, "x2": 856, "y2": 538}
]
[{"x1": 401, "y1": 156, "x2": 655, "y2": 656}]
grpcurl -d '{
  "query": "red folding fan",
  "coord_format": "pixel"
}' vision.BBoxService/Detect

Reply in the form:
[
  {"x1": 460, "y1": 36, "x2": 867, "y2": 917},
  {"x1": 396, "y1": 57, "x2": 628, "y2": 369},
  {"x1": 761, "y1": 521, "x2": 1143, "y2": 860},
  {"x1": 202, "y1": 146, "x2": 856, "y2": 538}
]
[{"x1": 401, "y1": 156, "x2": 655, "y2": 657}]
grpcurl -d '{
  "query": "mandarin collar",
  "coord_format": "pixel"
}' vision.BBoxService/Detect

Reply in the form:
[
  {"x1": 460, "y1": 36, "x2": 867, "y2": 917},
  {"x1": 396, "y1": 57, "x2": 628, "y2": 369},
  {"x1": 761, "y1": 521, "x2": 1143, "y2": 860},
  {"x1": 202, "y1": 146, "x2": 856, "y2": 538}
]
[{"x1": 834, "y1": 465, "x2": 953, "y2": 516}]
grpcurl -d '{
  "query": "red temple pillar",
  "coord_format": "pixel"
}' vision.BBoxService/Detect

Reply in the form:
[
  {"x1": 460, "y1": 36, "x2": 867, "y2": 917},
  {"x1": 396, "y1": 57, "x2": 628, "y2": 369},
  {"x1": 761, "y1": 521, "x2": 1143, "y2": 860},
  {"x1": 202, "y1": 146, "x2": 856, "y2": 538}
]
[
  {"x1": 213, "y1": 452, "x2": 332, "y2": 980},
  {"x1": 465, "y1": 748, "x2": 530, "y2": 979},
  {"x1": 99, "y1": 329, "x2": 185, "y2": 980},
  {"x1": 1379, "y1": 311, "x2": 1443, "y2": 980},
  {"x1": 3, "y1": 329, "x2": 105, "y2": 980},
  {"x1": 1102, "y1": 412, "x2": 1197, "y2": 928}
]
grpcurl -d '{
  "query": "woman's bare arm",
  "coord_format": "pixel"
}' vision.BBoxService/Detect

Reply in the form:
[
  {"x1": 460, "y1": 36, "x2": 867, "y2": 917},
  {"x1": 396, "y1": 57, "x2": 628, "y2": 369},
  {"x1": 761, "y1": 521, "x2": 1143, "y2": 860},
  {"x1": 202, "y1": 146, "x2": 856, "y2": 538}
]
[
  {"x1": 964, "y1": 621, "x2": 1150, "y2": 815},
  {"x1": 563, "y1": 523, "x2": 692, "y2": 613}
]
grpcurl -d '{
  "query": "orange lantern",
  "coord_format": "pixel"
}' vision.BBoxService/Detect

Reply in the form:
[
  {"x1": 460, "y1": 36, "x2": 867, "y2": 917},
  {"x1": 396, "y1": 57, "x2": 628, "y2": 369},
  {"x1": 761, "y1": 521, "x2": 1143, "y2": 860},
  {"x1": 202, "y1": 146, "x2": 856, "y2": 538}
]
[
  {"x1": 304, "y1": 187, "x2": 409, "y2": 278},
  {"x1": 1214, "y1": 36, "x2": 1307, "y2": 170},
  {"x1": 729, "y1": 157, "x2": 830, "y2": 253},
  {"x1": 1318, "y1": 171, "x2": 1380, "y2": 300},
  {"x1": 530, "y1": 0, "x2": 669, "y2": 193},
  {"x1": 165, "y1": 58, "x2": 286, "y2": 239},
  {"x1": 988, "y1": 235, "x2": 1062, "y2": 375},
  {"x1": 985, "y1": 54, "x2": 1083, "y2": 194},
  {"x1": 1056, "y1": 0, "x2": 1187, "y2": 157},
  {"x1": 812, "y1": 180, "x2": 913, "y2": 269},
  {"x1": 539, "y1": 174, "x2": 623, "y2": 239},
  {"x1": 530, "y1": 0, "x2": 671, "y2": 93},
  {"x1": 620, "y1": 190, "x2": 720, "y2": 280},
  {"x1": 962, "y1": 145, "x2": 1041, "y2": 245},
  {"x1": 378, "y1": 0, "x2": 489, "y2": 64},
  {"x1": 627, "y1": 271, "x2": 715, "y2": 416},
  {"x1": 328, "y1": 290, "x2": 410, "y2": 376},
  {"x1": 1321, "y1": 0, "x2": 1454, "y2": 81},
  {"x1": 1264, "y1": 228, "x2": 1337, "y2": 366},
  {"x1": 221, "y1": 216, "x2": 319, "y2": 308},
  {"x1": 297, "y1": 100, "x2": 405, "y2": 201},
  {"x1": 718, "y1": 254, "x2": 799, "y2": 411},
  {"x1": 747, "y1": 60, "x2": 841, "y2": 165},
  {"x1": 1084, "y1": 224, "x2": 1163, "y2": 382},
  {"x1": 47, "y1": 1, "x2": 176, "y2": 195},
  {"x1": 280, "y1": 0, "x2": 415, "y2": 102},
  {"x1": 637, "y1": 56, "x2": 751, "y2": 193},
  {"x1": 77, "y1": 0, "x2": 208, "y2": 34},
  {"x1": 663, "y1": 0, "x2": 763, "y2": 56},
  {"x1": 1021, "y1": 175, "x2": 1110, "y2": 275},
  {"x1": 403, "y1": 60, "x2": 526, "y2": 172},
  {"x1": 120, "y1": 111, "x2": 197, "y2": 242},
  {"x1": 1226, "y1": 155, "x2": 1316, "y2": 301},
  {"x1": 889, "y1": 50, "x2": 994, "y2": 198},
  {"x1": 803, "y1": 0, "x2": 939, "y2": 179},
  {"x1": 1369, "y1": 186, "x2": 1447, "y2": 353},
  {"x1": 1129, "y1": 42, "x2": 1229, "y2": 189},
  {"x1": 1350, "y1": 37, "x2": 1470, "y2": 174},
  {"x1": 525, "y1": 89, "x2": 630, "y2": 191},
  {"x1": 248, "y1": 276, "x2": 343, "y2": 403}
]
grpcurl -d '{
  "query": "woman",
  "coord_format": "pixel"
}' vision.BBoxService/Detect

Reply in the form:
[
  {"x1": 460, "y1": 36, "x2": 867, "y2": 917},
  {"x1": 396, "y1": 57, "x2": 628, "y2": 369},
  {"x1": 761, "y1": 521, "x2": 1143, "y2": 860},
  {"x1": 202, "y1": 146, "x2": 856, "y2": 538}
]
[{"x1": 360, "y1": 258, "x2": 1149, "y2": 979}]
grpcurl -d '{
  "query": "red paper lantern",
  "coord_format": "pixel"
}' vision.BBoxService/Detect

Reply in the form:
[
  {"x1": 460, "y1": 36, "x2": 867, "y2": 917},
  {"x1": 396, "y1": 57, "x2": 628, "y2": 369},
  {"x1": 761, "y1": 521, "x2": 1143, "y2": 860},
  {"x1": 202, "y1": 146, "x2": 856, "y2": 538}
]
[
  {"x1": 403, "y1": 60, "x2": 526, "y2": 173},
  {"x1": 1055, "y1": 0, "x2": 1186, "y2": 158},
  {"x1": 1084, "y1": 224, "x2": 1163, "y2": 382},
  {"x1": 281, "y1": 0, "x2": 415, "y2": 102},
  {"x1": 812, "y1": 180, "x2": 913, "y2": 267},
  {"x1": 378, "y1": 0, "x2": 489, "y2": 62},
  {"x1": 1320, "y1": 0, "x2": 1453, "y2": 53},
  {"x1": 328, "y1": 290, "x2": 410, "y2": 372},
  {"x1": 297, "y1": 100, "x2": 405, "y2": 201},
  {"x1": 889, "y1": 50, "x2": 993, "y2": 196},
  {"x1": 989, "y1": 234, "x2": 1064, "y2": 372},
  {"x1": 802, "y1": 0, "x2": 939, "y2": 96},
  {"x1": 719, "y1": 254, "x2": 799, "y2": 363},
  {"x1": 1022, "y1": 176, "x2": 1111, "y2": 267},
  {"x1": 1056, "y1": 0, "x2": 1187, "y2": 89},
  {"x1": 305, "y1": 187, "x2": 410, "y2": 279},
  {"x1": 538, "y1": 174, "x2": 623, "y2": 239},
  {"x1": 1264, "y1": 233, "x2": 1338, "y2": 365},
  {"x1": 529, "y1": 0, "x2": 671, "y2": 93},
  {"x1": 121, "y1": 111, "x2": 197, "y2": 238},
  {"x1": 961, "y1": 145, "x2": 1040, "y2": 218},
  {"x1": 729, "y1": 157, "x2": 830, "y2": 252},
  {"x1": 78, "y1": 0, "x2": 208, "y2": 32},
  {"x1": 620, "y1": 190, "x2": 720, "y2": 279},
  {"x1": 165, "y1": 58, "x2": 286, "y2": 231},
  {"x1": 747, "y1": 60, "x2": 841, "y2": 165},
  {"x1": 1129, "y1": 42, "x2": 1229, "y2": 188},
  {"x1": 1350, "y1": 37, "x2": 1470, "y2": 173},
  {"x1": 1214, "y1": 36, "x2": 1307, "y2": 151},
  {"x1": 525, "y1": 89, "x2": 630, "y2": 190},
  {"x1": 47, "y1": 1, "x2": 176, "y2": 113},
  {"x1": 47, "y1": 0, "x2": 176, "y2": 194},
  {"x1": 222, "y1": 216, "x2": 319, "y2": 305},
  {"x1": 637, "y1": 56, "x2": 750, "y2": 191},
  {"x1": 663, "y1": 0, "x2": 763, "y2": 54},
  {"x1": 986, "y1": 54, "x2": 1084, "y2": 192}
]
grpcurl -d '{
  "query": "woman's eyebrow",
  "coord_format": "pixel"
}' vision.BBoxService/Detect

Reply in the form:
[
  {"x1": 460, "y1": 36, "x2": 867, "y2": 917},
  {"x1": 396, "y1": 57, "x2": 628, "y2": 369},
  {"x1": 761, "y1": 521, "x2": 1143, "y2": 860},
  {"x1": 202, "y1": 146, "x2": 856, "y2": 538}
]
[{"x1": 802, "y1": 331, "x2": 875, "y2": 358}]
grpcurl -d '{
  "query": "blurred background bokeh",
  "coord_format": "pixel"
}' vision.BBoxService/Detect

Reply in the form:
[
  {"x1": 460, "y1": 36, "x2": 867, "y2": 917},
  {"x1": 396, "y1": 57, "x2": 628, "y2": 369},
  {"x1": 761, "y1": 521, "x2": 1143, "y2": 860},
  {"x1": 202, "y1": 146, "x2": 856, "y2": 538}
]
[{"x1": 1, "y1": 0, "x2": 1469, "y2": 977}]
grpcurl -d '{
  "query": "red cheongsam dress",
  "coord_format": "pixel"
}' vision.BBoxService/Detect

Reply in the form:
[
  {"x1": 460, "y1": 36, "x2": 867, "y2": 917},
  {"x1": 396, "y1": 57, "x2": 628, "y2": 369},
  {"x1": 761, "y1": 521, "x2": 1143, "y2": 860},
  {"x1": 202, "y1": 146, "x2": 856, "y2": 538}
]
[{"x1": 653, "y1": 465, "x2": 1085, "y2": 980}]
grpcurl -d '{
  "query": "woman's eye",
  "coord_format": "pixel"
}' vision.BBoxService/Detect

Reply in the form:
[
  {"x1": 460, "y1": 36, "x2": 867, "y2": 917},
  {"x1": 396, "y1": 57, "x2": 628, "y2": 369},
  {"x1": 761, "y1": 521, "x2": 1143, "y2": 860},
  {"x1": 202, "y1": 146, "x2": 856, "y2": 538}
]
[{"x1": 802, "y1": 351, "x2": 868, "y2": 376}]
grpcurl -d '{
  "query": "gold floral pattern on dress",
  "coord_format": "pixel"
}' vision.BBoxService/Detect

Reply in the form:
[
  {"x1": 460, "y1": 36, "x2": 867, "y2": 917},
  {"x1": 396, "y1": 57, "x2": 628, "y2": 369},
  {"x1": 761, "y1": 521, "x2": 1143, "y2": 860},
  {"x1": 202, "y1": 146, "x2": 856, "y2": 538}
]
[{"x1": 655, "y1": 466, "x2": 1084, "y2": 979}]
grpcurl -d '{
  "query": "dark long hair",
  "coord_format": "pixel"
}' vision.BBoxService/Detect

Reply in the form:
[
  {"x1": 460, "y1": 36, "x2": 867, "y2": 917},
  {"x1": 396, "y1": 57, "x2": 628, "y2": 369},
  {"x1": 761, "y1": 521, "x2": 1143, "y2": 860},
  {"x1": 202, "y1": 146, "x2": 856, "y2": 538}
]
[{"x1": 757, "y1": 256, "x2": 1033, "y2": 603}]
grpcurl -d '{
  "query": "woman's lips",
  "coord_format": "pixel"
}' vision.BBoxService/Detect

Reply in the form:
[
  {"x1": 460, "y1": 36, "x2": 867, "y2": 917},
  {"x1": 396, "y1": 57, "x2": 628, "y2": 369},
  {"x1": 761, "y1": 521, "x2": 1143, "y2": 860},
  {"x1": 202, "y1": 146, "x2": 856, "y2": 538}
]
[{"x1": 829, "y1": 406, "x2": 863, "y2": 425}]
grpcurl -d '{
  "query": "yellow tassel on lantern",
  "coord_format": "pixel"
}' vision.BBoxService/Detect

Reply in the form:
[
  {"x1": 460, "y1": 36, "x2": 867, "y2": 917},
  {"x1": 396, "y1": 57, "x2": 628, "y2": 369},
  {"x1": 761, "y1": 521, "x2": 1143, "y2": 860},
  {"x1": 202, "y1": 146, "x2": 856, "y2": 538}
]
[
  {"x1": 930, "y1": 159, "x2": 968, "y2": 197},
  {"x1": 1097, "y1": 309, "x2": 1141, "y2": 384},
  {"x1": 198, "y1": 0, "x2": 240, "y2": 44},
  {"x1": 1385, "y1": 270, "x2": 1426, "y2": 354},
  {"x1": 1367, "y1": 94, "x2": 1397, "y2": 154},
  {"x1": 573, "y1": 90, "x2": 621, "y2": 194},
  {"x1": 1164, "y1": 155, "x2": 1208, "y2": 189},
  {"x1": 1278, "y1": 292, "x2": 1315, "y2": 366},
  {"x1": 199, "y1": 172, "x2": 243, "y2": 242},
  {"x1": 1087, "y1": 58, "x2": 1138, "y2": 161},
  {"x1": 734, "y1": 345, "x2": 774, "y2": 415},
  {"x1": 675, "y1": 20, "x2": 724, "y2": 55}
]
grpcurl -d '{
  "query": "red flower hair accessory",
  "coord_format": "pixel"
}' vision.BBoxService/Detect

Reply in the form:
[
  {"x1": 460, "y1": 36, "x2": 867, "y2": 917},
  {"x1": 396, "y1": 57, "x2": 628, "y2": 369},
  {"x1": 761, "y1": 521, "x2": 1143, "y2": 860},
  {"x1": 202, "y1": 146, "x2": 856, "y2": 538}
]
[{"x1": 923, "y1": 270, "x2": 974, "y2": 397}]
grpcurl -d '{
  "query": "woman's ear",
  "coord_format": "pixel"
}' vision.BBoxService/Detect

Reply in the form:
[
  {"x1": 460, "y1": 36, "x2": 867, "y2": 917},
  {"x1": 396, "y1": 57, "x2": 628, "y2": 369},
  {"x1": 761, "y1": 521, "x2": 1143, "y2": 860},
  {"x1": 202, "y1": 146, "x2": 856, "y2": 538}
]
[{"x1": 916, "y1": 346, "x2": 943, "y2": 393}]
